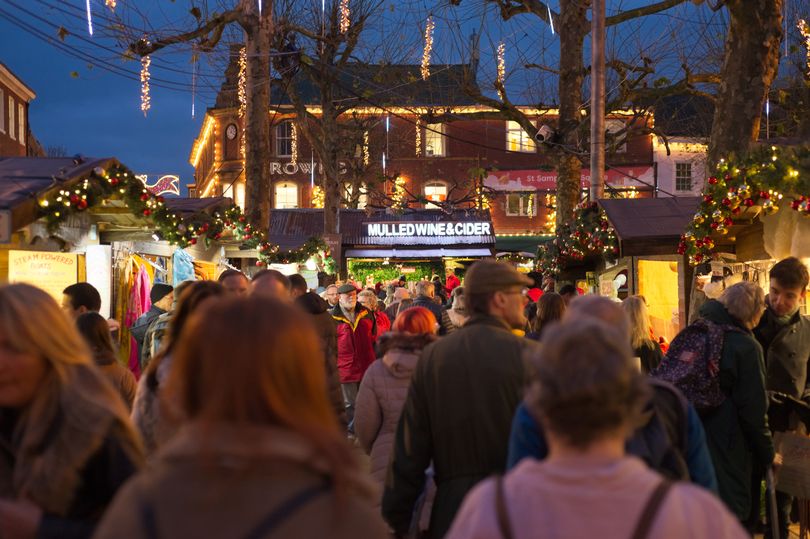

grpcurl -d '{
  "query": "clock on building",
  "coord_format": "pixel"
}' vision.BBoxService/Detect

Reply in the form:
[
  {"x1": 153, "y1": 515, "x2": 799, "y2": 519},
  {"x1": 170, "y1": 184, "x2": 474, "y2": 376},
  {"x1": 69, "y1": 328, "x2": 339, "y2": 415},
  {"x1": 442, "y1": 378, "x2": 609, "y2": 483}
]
[{"x1": 226, "y1": 124, "x2": 237, "y2": 140}]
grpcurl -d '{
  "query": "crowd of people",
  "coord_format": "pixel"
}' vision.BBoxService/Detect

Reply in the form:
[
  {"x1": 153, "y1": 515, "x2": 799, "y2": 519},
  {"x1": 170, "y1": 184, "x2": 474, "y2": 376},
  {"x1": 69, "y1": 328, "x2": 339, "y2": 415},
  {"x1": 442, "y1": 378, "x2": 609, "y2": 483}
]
[{"x1": 0, "y1": 255, "x2": 804, "y2": 538}]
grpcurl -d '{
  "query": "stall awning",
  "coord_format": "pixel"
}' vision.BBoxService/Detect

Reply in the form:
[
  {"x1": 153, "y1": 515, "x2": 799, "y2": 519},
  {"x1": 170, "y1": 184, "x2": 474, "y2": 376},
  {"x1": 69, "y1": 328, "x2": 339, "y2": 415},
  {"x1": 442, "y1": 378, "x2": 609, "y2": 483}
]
[
  {"x1": 345, "y1": 248, "x2": 492, "y2": 259},
  {"x1": 599, "y1": 197, "x2": 700, "y2": 257},
  {"x1": 495, "y1": 235, "x2": 552, "y2": 256}
]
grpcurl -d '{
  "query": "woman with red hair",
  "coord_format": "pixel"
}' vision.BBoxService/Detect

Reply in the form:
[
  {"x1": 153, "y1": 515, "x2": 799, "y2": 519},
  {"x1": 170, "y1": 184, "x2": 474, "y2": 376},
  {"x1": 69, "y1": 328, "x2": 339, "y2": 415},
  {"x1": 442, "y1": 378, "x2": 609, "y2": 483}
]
[
  {"x1": 355, "y1": 307, "x2": 437, "y2": 499},
  {"x1": 95, "y1": 296, "x2": 387, "y2": 538}
]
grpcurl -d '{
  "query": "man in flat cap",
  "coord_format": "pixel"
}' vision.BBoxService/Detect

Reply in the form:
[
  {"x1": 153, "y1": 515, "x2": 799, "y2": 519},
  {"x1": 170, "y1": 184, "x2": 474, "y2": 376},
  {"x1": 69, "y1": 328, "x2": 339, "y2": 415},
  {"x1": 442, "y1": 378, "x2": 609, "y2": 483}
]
[
  {"x1": 383, "y1": 260, "x2": 536, "y2": 538},
  {"x1": 332, "y1": 283, "x2": 376, "y2": 431}
]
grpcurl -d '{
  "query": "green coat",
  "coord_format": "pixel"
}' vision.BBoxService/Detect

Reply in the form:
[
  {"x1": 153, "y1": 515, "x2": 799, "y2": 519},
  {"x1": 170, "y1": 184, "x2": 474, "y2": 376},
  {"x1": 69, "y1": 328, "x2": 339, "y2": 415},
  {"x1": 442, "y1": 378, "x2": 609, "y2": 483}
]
[
  {"x1": 382, "y1": 315, "x2": 535, "y2": 539},
  {"x1": 699, "y1": 300, "x2": 775, "y2": 521}
]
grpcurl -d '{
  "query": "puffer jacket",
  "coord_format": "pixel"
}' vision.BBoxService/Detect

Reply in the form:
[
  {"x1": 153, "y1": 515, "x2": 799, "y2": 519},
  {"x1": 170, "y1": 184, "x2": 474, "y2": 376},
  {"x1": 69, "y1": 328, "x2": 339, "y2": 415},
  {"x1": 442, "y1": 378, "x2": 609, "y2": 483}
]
[
  {"x1": 332, "y1": 304, "x2": 377, "y2": 383},
  {"x1": 355, "y1": 332, "x2": 436, "y2": 493}
]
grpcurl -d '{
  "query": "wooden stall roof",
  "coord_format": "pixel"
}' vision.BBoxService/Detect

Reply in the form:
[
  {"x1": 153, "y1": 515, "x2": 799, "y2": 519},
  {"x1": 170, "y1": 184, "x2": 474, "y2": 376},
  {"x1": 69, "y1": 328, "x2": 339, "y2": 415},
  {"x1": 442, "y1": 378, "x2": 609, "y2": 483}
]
[{"x1": 599, "y1": 197, "x2": 700, "y2": 257}]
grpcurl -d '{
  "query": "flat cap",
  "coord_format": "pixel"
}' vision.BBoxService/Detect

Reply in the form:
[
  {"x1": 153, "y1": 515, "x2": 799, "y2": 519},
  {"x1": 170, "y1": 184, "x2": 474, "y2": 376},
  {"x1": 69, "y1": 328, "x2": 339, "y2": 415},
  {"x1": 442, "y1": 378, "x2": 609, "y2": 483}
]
[
  {"x1": 337, "y1": 283, "x2": 358, "y2": 294},
  {"x1": 465, "y1": 260, "x2": 533, "y2": 295}
]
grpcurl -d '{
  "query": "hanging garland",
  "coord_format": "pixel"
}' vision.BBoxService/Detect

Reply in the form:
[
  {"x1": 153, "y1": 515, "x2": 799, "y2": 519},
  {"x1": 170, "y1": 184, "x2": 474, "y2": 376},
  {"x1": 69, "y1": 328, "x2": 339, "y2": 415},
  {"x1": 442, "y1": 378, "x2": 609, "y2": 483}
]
[
  {"x1": 36, "y1": 163, "x2": 337, "y2": 272},
  {"x1": 536, "y1": 201, "x2": 618, "y2": 277},
  {"x1": 679, "y1": 145, "x2": 810, "y2": 265}
]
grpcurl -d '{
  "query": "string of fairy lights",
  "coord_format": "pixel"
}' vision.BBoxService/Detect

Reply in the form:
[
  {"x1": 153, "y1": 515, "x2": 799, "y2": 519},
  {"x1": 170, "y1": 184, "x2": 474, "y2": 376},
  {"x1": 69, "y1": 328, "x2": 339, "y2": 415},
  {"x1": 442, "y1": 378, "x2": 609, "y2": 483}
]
[
  {"x1": 140, "y1": 54, "x2": 151, "y2": 116},
  {"x1": 421, "y1": 16, "x2": 434, "y2": 81},
  {"x1": 339, "y1": 0, "x2": 350, "y2": 34},
  {"x1": 496, "y1": 41, "x2": 506, "y2": 99},
  {"x1": 800, "y1": 19, "x2": 810, "y2": 76}
]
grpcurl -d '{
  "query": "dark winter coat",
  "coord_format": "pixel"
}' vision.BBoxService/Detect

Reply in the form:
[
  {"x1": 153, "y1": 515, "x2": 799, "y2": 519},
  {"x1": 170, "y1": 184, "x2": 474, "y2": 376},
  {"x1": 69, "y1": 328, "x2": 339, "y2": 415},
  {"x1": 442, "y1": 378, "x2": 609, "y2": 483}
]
[
  {"x1": 699, "y1": 300, "x2": 775, "y2": 521},
  {"x1": 332, "y1": 304, "x2": 377, "y2": 384},
  {"x1": 635, "y1": 339, "x2": 665, "y2": 375},
  {"x1": 754, "y1": 304, "x2": 810, "y2": 431},
  {"x1": 129, "y1": 306, "x2": 165, "y2": 356},
  {"x1": 411, "y1": 295, "x2": 455, "y2": 336},
  {"x1": 296, "y1": 293, "x2": 345, "y2": 425},
  {"x1": 382, "y1": 315, "x2": 535, "y2": 539}
]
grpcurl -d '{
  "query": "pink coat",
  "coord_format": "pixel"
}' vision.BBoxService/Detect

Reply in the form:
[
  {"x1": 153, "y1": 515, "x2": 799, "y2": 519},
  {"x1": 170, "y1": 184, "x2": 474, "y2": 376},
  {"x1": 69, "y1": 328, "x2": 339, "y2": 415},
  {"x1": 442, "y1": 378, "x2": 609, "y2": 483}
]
[{"x1": 446, "y1": 456, "x2": 747, "y2": 539}]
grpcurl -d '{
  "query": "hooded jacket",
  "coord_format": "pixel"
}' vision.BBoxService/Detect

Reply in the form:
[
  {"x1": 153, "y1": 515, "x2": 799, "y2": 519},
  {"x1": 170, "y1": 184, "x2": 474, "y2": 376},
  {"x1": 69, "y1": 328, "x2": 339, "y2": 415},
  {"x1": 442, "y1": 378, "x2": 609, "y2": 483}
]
[
  {"x1": 296, "y1": 293, "x2": 345, "y2": 425},
  {"x1": 355, "y1": 332, "x2": 437, "y2": 491},
  {"x1": 699, "y1": 300, "x2": 775, "y2": 521},
  {"x1": 332, "y1": 303, "x2": 377, "y2": 384}
]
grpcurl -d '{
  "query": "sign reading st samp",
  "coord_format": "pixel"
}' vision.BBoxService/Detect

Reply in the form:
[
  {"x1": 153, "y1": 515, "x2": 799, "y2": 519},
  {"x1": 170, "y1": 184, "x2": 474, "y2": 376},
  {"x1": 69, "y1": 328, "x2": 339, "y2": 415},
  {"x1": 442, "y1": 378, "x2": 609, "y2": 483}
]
[{"x1": 366, "y1": 221, "x2": 492, "y2": 238}]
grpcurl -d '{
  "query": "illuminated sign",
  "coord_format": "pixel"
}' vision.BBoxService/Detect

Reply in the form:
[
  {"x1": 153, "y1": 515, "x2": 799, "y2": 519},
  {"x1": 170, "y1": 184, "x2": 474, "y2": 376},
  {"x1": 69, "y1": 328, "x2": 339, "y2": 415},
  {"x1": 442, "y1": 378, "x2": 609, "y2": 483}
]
[
  {"x1": 270, "y1": 162, "x2": 348, "y2": 175},
  {"x1": 8, "y1": 251, "x2": 78, "y2": 301},
  {"x1": 136, "y1": 175, "x2": 181, "y2": 196},
  {"x1": 366, "y1": 221, "x2": 492, "y2": 238}
]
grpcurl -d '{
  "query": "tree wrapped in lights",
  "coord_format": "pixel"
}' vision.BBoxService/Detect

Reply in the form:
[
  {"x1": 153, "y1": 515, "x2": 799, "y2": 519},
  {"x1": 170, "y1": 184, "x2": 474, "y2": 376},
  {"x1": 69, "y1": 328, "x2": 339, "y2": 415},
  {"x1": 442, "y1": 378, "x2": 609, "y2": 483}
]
[
  {"x1": 140, "y1": 55, "x2": 151, "y2": 115},
  {"x1": 536, "y1": 201, "x2": 619, "y2": 277},
  {"x1": 679, "y1": 145, "x2": 810, "y2": 265},
  {"x1": 421, "y1": 16, "x2": 434, "y2": 80}
]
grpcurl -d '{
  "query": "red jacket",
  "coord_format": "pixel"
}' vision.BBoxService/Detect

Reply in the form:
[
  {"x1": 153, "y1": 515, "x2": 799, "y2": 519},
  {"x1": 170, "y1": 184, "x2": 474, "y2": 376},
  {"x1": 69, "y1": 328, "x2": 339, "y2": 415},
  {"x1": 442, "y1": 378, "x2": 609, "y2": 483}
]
[
  {"x1": 332, "y1": 305, "x2": 377, "y2": 383},
  {"x1": 445, "y1": 274, "x2": 461, "y2": 294}
]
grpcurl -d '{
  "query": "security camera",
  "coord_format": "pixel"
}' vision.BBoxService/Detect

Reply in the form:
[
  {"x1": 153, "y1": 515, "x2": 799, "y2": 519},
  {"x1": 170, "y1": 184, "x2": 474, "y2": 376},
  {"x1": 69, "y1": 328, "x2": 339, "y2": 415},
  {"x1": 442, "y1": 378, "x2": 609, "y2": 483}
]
[{"x1": 534, "y1": 125, "x2": 555, "y2": 143}]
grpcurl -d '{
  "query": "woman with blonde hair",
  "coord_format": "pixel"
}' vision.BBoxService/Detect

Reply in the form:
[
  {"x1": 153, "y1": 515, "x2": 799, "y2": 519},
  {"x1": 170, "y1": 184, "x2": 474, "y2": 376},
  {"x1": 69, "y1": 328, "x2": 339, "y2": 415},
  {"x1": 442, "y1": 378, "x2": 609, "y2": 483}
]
[
  {"x1": 447, "y1": 318, "x2": 747, "y2": 539},
  {"x1": 622, "y1": 295, "x2": 664, "y2": 374},
  {"x1": 96, "y1": 296, "x2": 387, "y2": 538},
  {"x1": 0, "y1": 284, "x2": 143, "y2": 538}
]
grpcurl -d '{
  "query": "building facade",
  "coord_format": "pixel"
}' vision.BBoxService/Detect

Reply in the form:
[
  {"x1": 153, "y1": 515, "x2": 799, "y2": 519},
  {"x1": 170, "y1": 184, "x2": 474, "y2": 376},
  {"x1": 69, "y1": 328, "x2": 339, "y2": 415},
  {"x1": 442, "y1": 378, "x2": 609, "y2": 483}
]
[
  {"x1": 0, "y1": 62, "x2": 35, "y2": 157},
  {"x1": 189, "y1": 60, "x2": 658, "y2": 240}
]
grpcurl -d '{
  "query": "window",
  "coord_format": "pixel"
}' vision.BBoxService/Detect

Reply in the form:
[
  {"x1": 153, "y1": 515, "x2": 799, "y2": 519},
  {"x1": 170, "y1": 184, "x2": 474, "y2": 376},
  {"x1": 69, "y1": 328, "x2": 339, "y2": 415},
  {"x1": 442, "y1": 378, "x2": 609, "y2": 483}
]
[
  {"x1": 675, "y1": 162, "x2": 693, "y2": 192},
  {"x1": 606, "y1": 119, "x2": 627, "y2": 153},
  {"x1": 424, "y1": 181, "x2": 447, "y2": 209},
  {"x1": 506, "y1": 192, "x2": 537, "y2": 216},
  {"x1": 274, "y1": 181, "x2": 298, "y2": 209},
  {"x1": 223, "y1": 180, "x2": 246, "y2": 209},
  {"x1": 0, "y1": 90, "x2": 4, "y2": 133},
  {"x1": 8, "y1": 97, "x2": 14, "y2": 141},
  {"x1": 506, "y1": 121, "x2": 536, "y2": 153},
  {"x1": 425, "y1": 123, "x2": 446, "y2": 156},
  {"x1": 343, "y1": 183, "x2": 368, "y2": 209},
  {"x1": 275, "y1": 121, "x2": 293, "y2": 157},
  {"x1": 18, "y1": 104, "x2": 24, "y2": 145}
]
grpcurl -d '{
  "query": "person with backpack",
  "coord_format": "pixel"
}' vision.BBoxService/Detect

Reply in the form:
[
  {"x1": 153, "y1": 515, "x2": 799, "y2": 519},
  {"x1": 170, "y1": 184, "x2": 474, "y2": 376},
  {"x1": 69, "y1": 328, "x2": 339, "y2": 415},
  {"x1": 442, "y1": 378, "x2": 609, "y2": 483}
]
[
  {"x1": 508, "y1": 296, "x2": 718, "y2": 491},
  {"x1": 657, "y1": 281, "x2": 778, "y2": 525},
  {"x1": 447, "y1": 318, "x2": 747, "y2": 539}
]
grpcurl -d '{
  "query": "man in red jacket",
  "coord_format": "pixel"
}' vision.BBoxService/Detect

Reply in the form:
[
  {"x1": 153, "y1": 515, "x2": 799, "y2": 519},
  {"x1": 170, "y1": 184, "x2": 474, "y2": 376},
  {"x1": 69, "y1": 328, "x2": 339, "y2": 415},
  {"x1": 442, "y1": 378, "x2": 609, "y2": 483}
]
[
  {"x1": 445, "y1": 267, "x2": 461, "y2": 295},
  {"x1": 332, "y1": 283, "x2": 376, "y2": 431}
]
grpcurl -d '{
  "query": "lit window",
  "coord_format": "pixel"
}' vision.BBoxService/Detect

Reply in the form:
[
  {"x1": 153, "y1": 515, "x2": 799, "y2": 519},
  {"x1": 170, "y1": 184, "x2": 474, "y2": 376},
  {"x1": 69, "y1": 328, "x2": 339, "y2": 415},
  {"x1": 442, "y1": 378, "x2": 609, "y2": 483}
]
[
  {"x1": 675, "y1": 163, "x2": 693, "y2": 192},
  {"x1": 506, "y1": 192, "x2": 537, "y2": 216},
  {"x1": 275, "y1": 121, "x2": 293, "y2": 157},
  {"x1": 506, "y1": 121, "x2": 536, "y2": 153},
  {"x1": 274, "y1": 181, "x2": 299, "y2": 208},
  {"x1": 606, "y1": 119, "x2": 627, "y2": 153},
  {"x1": 18, "y1": 104, "x2": 24, "y2": 146},
  {"x1": 8, "y1": 97, "x2": 14, "y2": 141},
  {"x1": 424, "y1": 182, "x2": 447, "y2": 209},
  {"x1": 223, "y1": 181, "x2": 246, "y2": 209},
  {"x1": 343, "y1": 183, "x2": 367, "y2": 209},
  {"x1": 425, "y1": 123, "x2": 446, "y2": 156}
]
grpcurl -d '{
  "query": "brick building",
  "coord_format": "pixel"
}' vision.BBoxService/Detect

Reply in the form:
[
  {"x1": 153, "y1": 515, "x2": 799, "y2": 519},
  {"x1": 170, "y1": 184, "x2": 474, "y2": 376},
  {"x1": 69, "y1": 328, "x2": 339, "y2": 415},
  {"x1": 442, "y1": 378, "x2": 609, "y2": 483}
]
[
  {"x1": 0, "y1": 63, "x2": 35, "y2": 157},
  {"x1": 189, "y1": 54, "x2": 657, "y2": 253}
]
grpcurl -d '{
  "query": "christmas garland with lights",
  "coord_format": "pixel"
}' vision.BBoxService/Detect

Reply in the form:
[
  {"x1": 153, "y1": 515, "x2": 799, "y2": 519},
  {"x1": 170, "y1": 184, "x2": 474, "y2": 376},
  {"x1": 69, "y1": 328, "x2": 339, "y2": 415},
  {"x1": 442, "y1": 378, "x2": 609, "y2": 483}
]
[
  {"x1": 37, "y1": 163, "x2": 337, "y2": 272},
  {"x1": 536, "y1": 202, "x2": 619, "y2": 277},
  {"x1": 679, "y1": 145, "x2": 810, "y2": 265}
]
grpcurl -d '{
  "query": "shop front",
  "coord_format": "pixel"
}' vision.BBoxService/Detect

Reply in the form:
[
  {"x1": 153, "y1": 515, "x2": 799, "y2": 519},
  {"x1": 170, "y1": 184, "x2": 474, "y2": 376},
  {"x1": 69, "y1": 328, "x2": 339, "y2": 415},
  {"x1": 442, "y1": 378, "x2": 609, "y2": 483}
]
[{"x1": 266, "y1": 208, "x2": 495, "y2": 282}]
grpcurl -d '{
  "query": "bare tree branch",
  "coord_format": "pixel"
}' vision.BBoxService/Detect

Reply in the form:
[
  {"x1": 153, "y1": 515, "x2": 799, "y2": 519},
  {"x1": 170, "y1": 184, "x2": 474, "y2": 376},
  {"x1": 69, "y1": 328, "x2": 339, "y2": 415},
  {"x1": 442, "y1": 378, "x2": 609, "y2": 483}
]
[
  {"x1": 128, "y1": 9, "x2": 247, "y2": 56},
  {"x1": 605, "y1": 0, "x2": 688, "y2": 27}
]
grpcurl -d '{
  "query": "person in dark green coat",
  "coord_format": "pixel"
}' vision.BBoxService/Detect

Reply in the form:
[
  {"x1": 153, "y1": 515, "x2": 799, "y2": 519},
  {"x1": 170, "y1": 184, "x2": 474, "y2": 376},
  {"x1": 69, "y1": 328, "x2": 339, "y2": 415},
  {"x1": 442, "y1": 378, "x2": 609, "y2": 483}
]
[
  {"x1": 382, "y1": 260, "x2": 536, "y2": 539},
  {"x1": 698, "y1": 282, "x2": 777, "y2": 524}
]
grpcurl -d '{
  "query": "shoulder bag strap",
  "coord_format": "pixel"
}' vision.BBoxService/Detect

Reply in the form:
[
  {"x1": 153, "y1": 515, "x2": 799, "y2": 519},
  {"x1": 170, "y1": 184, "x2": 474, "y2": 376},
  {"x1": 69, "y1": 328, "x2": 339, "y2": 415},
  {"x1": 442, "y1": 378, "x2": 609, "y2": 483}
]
[
  {"x1": 494, "y1": 475, "x2": 515, "y2": 539},
  {"x1": 630, "y1": 480, "x2": 672, "y2": 539},
  {"x1": 243, "y1": 481, "x2": 331, "y2": 539}
]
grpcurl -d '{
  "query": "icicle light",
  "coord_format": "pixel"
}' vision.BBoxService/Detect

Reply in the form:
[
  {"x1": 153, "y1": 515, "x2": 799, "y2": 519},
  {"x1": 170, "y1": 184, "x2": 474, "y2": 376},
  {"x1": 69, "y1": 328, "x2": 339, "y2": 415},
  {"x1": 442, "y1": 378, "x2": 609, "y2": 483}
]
[
  {"x1": 363, "y1": 131, "x2": 370, "y2": 166},
  {"x1": 415, "y1": 119, "x2": 422, "y2": 156},
  {"x1": 339, "y1": 0, "x2": 351, "y2": 34},
  {"x1": 291, "y1": 123, "x2": 298, "y2": 166},
  {"x1": 800, "y1": 20, "x2": 810, "y2": 77},
  {"x1": 191, "y1": 50, "x2": 198, "y2": 118},
  {"x1": 496, "y1": 41, "x2": 506, "y2": 99},
  {"x1": 140, "y1": 55, "x2": 151, "y2": 115},
  {"x1": 238, "y1": 47, "x2": 247, "y2": 118},
  {"x1": 421, "y1": 17, "x2": 435, "y2": 80},
  {"x1": 85, "y1": 0, "x2": 93, "y2": 36}
]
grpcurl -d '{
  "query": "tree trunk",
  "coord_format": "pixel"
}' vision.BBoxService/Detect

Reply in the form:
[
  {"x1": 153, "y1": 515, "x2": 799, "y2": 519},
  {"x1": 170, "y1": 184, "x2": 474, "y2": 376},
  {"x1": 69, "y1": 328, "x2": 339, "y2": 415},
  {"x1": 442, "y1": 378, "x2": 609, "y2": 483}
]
[
  {"x1": 243, "y1": 1, "x2": 273, "y2": 230},
  {"x1": 555, "y1": 0, "x2": 589, "y2": 227},
  {"x1": 707, "y1": 0, "x2": 782, "y2": 165}
]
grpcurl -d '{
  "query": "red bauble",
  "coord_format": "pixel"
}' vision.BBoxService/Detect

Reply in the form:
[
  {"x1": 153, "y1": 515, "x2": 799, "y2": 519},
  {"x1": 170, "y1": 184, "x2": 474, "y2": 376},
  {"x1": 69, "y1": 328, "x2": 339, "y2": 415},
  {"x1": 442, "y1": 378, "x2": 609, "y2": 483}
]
[
  {"x1": 703, "y1": 195, "x2": 714, "y2": 203},
  {"x1": 792, "y1": 200, "x2": 802, "y2": 210},
  {"x1": 77, "y1": 200, "x2": 88, "y2": 210},
  {"x1": 708, "y1": 176, "x2": 718, "y2": 185},
  {"x1": 721, "y1": 198, "x2": 731, "y2": 206},
  {"x1": 695, "y1": 254, "x2": 703, "y2": 262},
  {"x1": 238, "y1": 216, "x2": 246, "y2": 223},
  {"x1": 759, "y1": 191, "x2": 770, "y2": 200},
  {"x1": 743, "y1": 198, "x2": 755, "y2": 207},
  {"x1": 723, "y1": 217, "x2": 733, "y2": 227},
  {"x1": 732, "y1": 207, "x2": 742, "y2": 215},
  {"x1": 213, "y1": 233, "x2": 222, "y2": 240},
  {"x1": 140, "y1": 193, "x2": 150, "y2": 202},
  {"x1": 256, "y1": 260, "x2": 265, "y2": 267},
  {"x1": 110, "y1": 178, "x2": 119, "y2": 186},
  {"x1": 695, "y1": 239, "x2": 703, "y2": 248},
  {"x1": 724, "y1": 174, "x2": 732, "y2": 182},
  {"x1": 710, "y1": 222, "x2": 719, "y2": 229},
  {"x1": 677, "y1": 245, "x2": 686, "y2": 255},
  {"x1": 69, "y1": 194, "x2": 79, "y2": 204},
  {"x1": 190, "y1": 238, "x2": 197, "y2": 245},
  {"x1": 142, "y1": 209, "x2": 152, "y2": 216}
]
